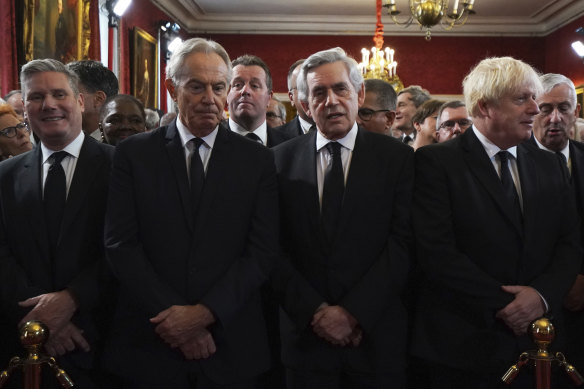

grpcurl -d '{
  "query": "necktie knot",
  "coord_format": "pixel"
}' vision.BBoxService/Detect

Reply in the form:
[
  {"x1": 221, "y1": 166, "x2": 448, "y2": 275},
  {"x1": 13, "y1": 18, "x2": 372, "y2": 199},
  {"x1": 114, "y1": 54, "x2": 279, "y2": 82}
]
[
  {"x1": 326, "y1": 141, "x2": 341, "y2": 157},
  {"x1": 556, "y1": 151, "x2": 568, "y2": 166},
  {"x1": 245, "y1": 132, "x2": 262, "y2": 144},
  {"x1": 497, "y1": 150, "x2": 511, "y2": 165},
  {"x1": 190, "y1": 137, "x2": 205, "y2": 151},
  {"x1": 50, "y1": 151, "x2": 68, "y2": 166}
]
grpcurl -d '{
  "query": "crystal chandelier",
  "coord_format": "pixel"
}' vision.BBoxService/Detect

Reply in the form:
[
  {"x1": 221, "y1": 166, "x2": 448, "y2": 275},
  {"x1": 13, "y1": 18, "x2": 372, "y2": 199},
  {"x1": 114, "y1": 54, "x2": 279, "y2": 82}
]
[
  {"x1": 359, "y1": 0, "x2": 404, "y2": 92},
  {"x1": 383, "y1": 0, "x2": 476, "y2": 40}
]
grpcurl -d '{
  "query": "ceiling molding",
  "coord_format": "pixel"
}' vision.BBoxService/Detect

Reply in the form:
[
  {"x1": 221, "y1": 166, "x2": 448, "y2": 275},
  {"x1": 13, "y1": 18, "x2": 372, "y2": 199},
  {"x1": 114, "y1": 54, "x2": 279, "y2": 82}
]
[{"x1": 150, "y1": 0, "x2": 584, "y2": 37}]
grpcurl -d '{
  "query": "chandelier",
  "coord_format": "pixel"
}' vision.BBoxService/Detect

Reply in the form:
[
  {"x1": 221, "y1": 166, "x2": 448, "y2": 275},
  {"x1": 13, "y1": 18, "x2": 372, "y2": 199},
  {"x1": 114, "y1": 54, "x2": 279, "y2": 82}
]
[
  {"x1": 359, "y1": 0, "x2": 404, "y2": 92},
  {"x1": 383, "y1": 0, "x2": 476, "y2": 40}
]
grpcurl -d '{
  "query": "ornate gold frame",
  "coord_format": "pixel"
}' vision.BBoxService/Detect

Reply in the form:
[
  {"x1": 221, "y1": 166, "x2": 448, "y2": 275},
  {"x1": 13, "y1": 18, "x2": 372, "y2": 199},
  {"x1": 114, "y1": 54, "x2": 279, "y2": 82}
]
[
  {"x1": 132, "y1": 27, "x2": 158, "y2": 109},
  {"x1": 23, "y1": 0, "x2": 91, "y2": 62}
]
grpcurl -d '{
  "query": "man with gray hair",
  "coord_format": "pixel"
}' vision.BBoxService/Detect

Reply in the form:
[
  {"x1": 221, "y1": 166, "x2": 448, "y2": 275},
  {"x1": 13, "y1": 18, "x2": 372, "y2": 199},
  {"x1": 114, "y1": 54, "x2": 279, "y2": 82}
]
[
  {"x1": 435, "y1": 100, "x2": 472, "y2": 143},
  {"x1": 357, "y1": 78, "x2": 397, "y2": 136},
  {"x1": 0, "y1": 59, "x2": 114, "y2": 387},
  {"x1": 276, "y1": 59, "x2": 315, "y2": 136},
  {"x1": 412, "y1": 58, "x2": 581, "y2": 388},
  {"x1": 104, "y1": 38, "x2": 279, "y2": 388},
  {"x1": 144, "y1": 108, "x2": 160, "y2": 131},
  {"x1": 2, "y1": 90, "x2": 24, "y2": 117},
  {"x1": 394, "y1": 85, "x2": 430, "y2": 145},
  {"x1": 273, "y1": 47, "x2": 413, "y2": 388},
  {"x1": 530, "y1": 72, "x2": 584, "y2": 373}
]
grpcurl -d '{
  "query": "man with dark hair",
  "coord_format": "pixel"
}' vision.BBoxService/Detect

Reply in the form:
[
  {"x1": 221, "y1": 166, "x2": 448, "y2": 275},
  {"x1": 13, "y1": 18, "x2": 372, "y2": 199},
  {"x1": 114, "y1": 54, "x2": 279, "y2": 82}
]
[
  {"x1": 273, "y1": 47, "x2": 413, "y2": 389},
  {"x1": 0, "y1": 58, "x2": 114, "y2": 388},
  {"x1": 412, "y1": 57, "x2": 581, "y2": 388},
  {"x1": 357, "y1": 79, "x2": 396, "y2": 136},
  {"x1": 66, "y1": 60, "x2": 119, "y2": 140},
  {"x1": 104, "y1": 38, "x2": 279, "y2": 388},
  {"x1": 435, "y1": 100, "x2": 472, "y2": 143},
  {"x1": 275, "y1": 59, "x2": 314, "y2": 137},
  {"x1": 395, "y1": 85, "x2": 430, "y2": 145},
  {"x1": 226, "y1": 54, "x2": 292, "y2": 147}
]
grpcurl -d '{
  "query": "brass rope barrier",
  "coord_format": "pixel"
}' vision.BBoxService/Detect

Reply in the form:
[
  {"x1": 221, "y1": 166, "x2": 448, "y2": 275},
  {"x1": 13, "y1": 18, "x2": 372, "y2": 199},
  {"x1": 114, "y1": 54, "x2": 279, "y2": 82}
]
[
  {"x1": 502, "y1": 317, "x2": 584, "y2": 388},
  {"x1": 0, "y1": 321, "x2": 74, "y2": 389}
]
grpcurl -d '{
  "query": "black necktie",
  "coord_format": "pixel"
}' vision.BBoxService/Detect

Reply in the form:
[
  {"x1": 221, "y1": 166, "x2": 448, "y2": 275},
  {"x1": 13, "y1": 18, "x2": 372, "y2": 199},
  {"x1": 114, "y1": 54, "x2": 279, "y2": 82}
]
[
  {"x1": 497, "y1": 150, "x2": 522, "y2": 224},
  {"x1": 321, "y1": 142, "x2": 344, "y2": 243},
  {"x1": 245, "y1": 132, "x2": 263, "y2": 144},
  {"x1": 309, "y1": 125, "x2": 317, "y2": 133},
  {"x1": 189, "y1": 138, "x2": 205, "y2": 211},
  {"x1": 44, "y1": 151, "x2": 68, "y2": 254},
  {"x1": 403, "y1": 135, "x2": 412, "y2": 144}
]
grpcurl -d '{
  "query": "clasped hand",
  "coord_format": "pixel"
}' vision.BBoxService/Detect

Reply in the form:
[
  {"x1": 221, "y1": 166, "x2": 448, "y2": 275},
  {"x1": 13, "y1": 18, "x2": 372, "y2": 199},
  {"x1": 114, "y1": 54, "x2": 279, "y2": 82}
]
[{"x1": 311, "y1": 305, "x2": 362, "y2": 347}]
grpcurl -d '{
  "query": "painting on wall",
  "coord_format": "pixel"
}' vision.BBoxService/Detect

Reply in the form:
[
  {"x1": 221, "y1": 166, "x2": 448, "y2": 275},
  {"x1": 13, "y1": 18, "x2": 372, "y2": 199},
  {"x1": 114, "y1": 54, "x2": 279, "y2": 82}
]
[
  {"x1": 132, "y1": 27, "x2": 158, "y2": 109},
  {"x1": 577, "y1": 86, "x2": 584, "y2": 119},
  {"x1": 23, "y1": 0, "x2": 91, "y2": 62}
]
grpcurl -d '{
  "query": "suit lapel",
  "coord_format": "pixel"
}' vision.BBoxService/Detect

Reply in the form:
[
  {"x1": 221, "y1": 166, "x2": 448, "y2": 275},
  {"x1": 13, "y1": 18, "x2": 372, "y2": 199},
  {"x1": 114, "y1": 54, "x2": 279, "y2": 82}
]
[
  {"x1": 58, "y1": 137, "x2": 104, "y2": 246},
  {"x1": 462, "y1": 130, "x2": 523, "y2": 235},
  {"x1": 300, "y1": 131, "x2": 321, "y2": 232},
  {"x1": 516, "y1": 144, "x2": 537, "y2": 238},
  {"x1": 164, "y1": 123, "x2": 194, "y2": 232},
  {"x1": 16, "y1": 147, "x2": 50, "y2": 257},
  {"x1": 192, "y1": 125, "x2": 230, "y2": 242}
]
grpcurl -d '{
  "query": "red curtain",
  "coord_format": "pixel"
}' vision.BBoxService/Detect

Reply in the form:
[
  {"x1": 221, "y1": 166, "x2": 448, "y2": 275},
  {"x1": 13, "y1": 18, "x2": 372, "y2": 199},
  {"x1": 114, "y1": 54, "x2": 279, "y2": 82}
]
[{"x1": 0, "y1": 0, "x2": 18, "y2": 97}]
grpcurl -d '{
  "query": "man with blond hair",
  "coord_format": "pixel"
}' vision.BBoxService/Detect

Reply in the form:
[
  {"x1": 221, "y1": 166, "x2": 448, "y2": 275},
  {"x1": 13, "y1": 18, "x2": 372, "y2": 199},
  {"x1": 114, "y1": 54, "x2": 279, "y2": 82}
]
[{"x1": 412, "y1": 57, "x2": 581, "y2": 388}]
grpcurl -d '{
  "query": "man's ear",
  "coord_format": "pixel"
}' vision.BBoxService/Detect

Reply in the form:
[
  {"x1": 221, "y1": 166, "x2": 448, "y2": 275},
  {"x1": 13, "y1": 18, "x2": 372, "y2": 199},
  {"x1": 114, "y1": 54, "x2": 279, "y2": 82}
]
[
  {"x1": 94, "y1": 90, "x2": 107, "y2": 109},
  {"x1": 385, "y1": 111, "x2": 396, "y2": 130}
]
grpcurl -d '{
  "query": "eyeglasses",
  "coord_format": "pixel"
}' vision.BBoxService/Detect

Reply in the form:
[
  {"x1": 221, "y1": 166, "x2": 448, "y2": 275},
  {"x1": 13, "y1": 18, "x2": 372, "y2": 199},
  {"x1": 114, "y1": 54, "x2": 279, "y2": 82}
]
[
  {"x1": 438, "y1": 119, "x2": 473, "y2": 131},
  {"x1": 0, "y1": 122, "x2": 29, "y2": 138},
  {"x1": 266, "y1": 112, "x2": 281, "y2": 119},
  {"x1": 358, "y1": 108, "x2": 390, "y2": 121}
]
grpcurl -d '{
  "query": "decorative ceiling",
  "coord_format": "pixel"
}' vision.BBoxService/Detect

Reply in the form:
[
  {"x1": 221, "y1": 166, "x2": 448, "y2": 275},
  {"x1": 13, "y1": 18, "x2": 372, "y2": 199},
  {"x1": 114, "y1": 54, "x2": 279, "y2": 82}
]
[{"x1": 150, "y1": 0, "x2": 584, "y2": 37}]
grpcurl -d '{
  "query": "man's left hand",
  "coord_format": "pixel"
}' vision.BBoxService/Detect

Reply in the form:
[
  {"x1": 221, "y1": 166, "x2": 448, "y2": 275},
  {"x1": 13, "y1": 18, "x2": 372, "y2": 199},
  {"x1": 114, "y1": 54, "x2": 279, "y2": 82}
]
[
  {"x1": 150, "y1": 304, "x2": 215, "y2": 347},
  {"x1": 496, "y1": 285, "x2": 545, "y2": 335}
]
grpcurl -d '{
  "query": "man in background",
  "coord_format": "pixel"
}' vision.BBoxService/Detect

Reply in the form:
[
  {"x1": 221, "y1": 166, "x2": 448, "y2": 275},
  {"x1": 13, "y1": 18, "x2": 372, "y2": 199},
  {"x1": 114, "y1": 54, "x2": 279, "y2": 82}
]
[
  {"x1": 435, "y1": 100, "x2": 472, "y2": 143},
  {"x1": 266, "y1": 97, "x2": 286, "y2": 128},
  {"x1": 276, "y1": 59, "x2": 314, "y2": 136},
  {"x1": 394, "y1": 85, "x2": 430, "y2": 145},
  {"x1": 67, "y1": 60, "x2": 119, "y2": 141},
  {"x1": 357, "y1": 78, "x2": 396, "y2": 136}
]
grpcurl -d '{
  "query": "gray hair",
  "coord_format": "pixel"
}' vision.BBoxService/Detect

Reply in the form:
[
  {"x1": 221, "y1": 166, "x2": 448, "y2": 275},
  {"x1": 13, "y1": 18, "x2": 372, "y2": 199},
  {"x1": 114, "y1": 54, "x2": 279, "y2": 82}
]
[
  {"x1": 540, "y1": 73, "x2": 577, "y2": 108},
  {"x1": 166, "y1": 38, "x2": 232, "y2": 86},
  {"x1": 397, "y1": 85, "x2": 431, "y2": 108},
  {"x1": 20, "y1": 59, "x2": 80, "y2": 98},
  {"x1": 3, "y1": 90, "x2": 21, "y2": 101},
  {"x1": 364, "y1": 79, "x2": 397, "y2": 110},
  {"x1": 144, "y1": 108, "x2": 160, "y2": 130},
  {"x1": 436, "y1": 100, "x2": 466, "y2": 129},
  {"x1": 297, "y1": 47, "x2": 363, "y2": 102}
]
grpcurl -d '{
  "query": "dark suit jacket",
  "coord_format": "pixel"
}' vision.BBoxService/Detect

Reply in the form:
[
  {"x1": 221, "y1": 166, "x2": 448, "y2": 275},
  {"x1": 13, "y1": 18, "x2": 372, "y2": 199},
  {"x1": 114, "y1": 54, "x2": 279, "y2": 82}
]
[
  {"x1": 0, "y1": 135, "x2": 114, "y2": 369},
  {"x1": 223, "y1": 120, "x2": 294, "y2": 148},
  {"x1": 103, "y1": 122, "x2": 279, "y2": 385},
  {"x1": 412, "y1": 129, "x2": 582, "y2": 373},
  {"x1": 272, "y1": 127, "x2": 414, "y2": 373},
  {"x1": 274, "y1": 115, "x2": 304, "y2": 137}
]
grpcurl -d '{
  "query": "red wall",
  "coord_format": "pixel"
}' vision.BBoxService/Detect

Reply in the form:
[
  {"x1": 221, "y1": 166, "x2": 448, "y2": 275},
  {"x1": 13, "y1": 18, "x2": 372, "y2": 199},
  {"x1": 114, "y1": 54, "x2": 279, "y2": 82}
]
[
  {"x1": 545, "y1": 15, "x2": 584, "y2": 87},
  {"x1": 199, "y1": 33, "x2": 545, "y2": 95}
]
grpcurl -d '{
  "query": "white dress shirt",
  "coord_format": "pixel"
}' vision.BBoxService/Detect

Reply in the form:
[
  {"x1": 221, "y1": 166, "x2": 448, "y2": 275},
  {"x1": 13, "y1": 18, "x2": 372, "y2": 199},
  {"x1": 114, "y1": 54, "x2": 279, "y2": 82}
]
[
  {"x1": 176, "y1": 117, "x2": 218, "y2": 175},
  {"x1": 229, "y1": 118, "x2": 268, "y2": 145},
  {"x1": 41, "y1": 131, "x2": 84, "y2": 198}
]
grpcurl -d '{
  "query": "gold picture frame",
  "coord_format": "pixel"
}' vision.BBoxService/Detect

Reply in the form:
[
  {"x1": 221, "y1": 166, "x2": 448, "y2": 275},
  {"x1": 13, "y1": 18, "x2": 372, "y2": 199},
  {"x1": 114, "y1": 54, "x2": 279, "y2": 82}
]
[
  {"x1": 132, "y1": 27, "x2": 158, "y2": 109},
  {"x1": 23, "y1": 0, "x2": 91, "y2": 62},
  {"x1": 576, "y1": 86, "x2": 584, "y2": 119}
]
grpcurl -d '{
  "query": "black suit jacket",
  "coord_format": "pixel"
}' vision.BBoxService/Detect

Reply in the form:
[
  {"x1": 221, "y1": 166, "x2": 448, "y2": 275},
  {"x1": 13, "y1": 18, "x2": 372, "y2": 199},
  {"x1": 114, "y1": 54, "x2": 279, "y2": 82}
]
[
  {"x1": 412, "y1": 129, "x2": 581, "y2": 373},
  {"x1": 272, "y1": 127, "x2": 414, "y2": 373},
  {"x1": 103, "y1": 122, "x2": 279, "y2": 385},
  {"x1": 0, "y1": 135, "x2": 114, "y2": 369},
  {"x1": 274, "y1": 115, "x2": 304, "y2": 137}
]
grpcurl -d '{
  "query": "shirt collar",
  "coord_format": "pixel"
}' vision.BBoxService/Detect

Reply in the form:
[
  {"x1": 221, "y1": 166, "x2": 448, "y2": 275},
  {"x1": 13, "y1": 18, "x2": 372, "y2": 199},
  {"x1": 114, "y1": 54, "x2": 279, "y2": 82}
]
[
  {"x1": 228, "y1": 118, "x2": 268, "y2": 145},
  {"x1": 472, "y1": 126, "x2": 517, "y2": 159},
  {"x1": 533, "y1": 135, "x2": 570, "y2": 160},
  {"x1": 298, "y1": 116, "x2": 313, "y2": 134},
  {"x1": 176, "y1": 116, "x2": 218, "y2": 149},
  {"x1": 316, "y1": 122, "x2": 358, "y2": 152},
  {"x1": 41, "y1": 130, "x2": 84, "y2": 164}
]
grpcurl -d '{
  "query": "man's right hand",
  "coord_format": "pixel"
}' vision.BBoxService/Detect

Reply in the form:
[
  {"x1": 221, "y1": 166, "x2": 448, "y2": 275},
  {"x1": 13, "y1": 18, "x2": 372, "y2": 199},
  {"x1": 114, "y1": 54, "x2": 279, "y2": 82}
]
[
  {"x1": 178, "y1": 329, "x2": 216, "y2": 360},
  {"x1": 44, "y1": 321, "x2": 90, "y2": 357}
]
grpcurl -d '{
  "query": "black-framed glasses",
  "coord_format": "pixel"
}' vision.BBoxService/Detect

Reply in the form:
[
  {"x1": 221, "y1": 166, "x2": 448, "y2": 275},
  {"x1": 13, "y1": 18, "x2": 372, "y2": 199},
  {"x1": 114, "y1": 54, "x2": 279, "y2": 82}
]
[
  {"x1": 266, "y1": 112, "x2": 281, "y2": 119},
  {"x1": 438, "y1": 119, "x2": 472, "y2": 131},
  {"x1": 0, "y1": 122, "x2": 29, "y2": 138},
  {"x1": 358, "y1": 108, "x2": 390, "y2": 121}
]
